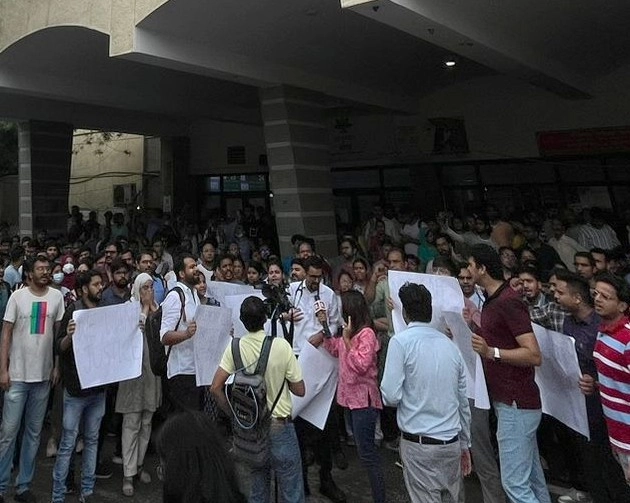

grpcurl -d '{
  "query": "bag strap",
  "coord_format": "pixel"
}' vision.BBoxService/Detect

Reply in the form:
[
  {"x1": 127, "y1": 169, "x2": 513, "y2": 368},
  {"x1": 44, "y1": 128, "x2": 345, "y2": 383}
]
[
  {"x1": 268, "y1": 380, "x2": 285, "y2": 418},
  {"x1": 254, "y1": 336, "x2": 274, "y2": 376},
  {"x1": 165, "y1": 286, "x2": 186, "y2": 362},
  {"x1": 231, "y1": 337, "x2": 245, "y2": 371}
]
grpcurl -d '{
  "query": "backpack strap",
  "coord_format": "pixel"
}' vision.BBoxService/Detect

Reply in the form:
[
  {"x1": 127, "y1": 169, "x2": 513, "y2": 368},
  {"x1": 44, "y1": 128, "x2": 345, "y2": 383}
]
[
  {"x1": 165, "y1": 286, "x2": 186, "y2": 362},
  {"x1": 231, "y1": 337, "x2": 245, "y2": 371},
  {"x1": 254, "y1": 336, "x2": 274, "y2": 376}
]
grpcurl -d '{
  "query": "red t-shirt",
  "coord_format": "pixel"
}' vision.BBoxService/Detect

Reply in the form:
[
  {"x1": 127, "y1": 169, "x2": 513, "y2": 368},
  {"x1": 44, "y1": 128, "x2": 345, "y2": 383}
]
[{"x1": 480, "y1": 282, "x2": 541, "y2": 409}]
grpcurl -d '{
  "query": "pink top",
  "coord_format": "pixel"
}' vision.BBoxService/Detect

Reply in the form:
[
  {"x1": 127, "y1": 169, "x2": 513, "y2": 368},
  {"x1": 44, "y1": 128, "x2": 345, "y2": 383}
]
[{"x1": 323, "y1": 327, "x2": 383, "y2": 410}]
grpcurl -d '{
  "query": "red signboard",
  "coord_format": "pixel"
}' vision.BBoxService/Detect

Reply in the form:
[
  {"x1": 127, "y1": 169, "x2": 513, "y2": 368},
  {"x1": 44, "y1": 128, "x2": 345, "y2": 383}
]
[{"x1": 537, "y1": 126, "x2": 630, "y2": 156}]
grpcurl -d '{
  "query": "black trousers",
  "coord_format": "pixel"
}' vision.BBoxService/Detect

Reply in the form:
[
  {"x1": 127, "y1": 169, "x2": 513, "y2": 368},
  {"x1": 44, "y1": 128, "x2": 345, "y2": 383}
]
[{"x1": 167, "y1": 374, "x2": 203, "y2": 412}]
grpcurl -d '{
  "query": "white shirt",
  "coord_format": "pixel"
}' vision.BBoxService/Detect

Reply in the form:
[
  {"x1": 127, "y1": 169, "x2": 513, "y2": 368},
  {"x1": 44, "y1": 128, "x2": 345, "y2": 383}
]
[
  {"x1": 401, "y1": 220, "x2": 420, "y2": 256},
  {"x1": 548, "y1": 234, "x2": 586, "y2": 272},
  {"x1": 287, "y1": 281, "x2": 341, "y2": 356},
  {"x1": 159, "y1": 281, "x2": 199, "y2": 378},
  {"x1": 4, "y1": 264, "x2": 22, "y2": 289},
  {"x1": 3, "y1": 287, "x2": 64, "y2": 382}
]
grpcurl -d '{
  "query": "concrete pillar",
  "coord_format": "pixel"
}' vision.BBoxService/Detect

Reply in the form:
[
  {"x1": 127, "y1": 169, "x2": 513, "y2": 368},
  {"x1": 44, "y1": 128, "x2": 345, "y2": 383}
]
[
  {"x1": 18, "y1": 120, "x2": 73, "y2": 238},
  {"x1": 259, "y1": 86, "x2": 337, "y2": 257}
]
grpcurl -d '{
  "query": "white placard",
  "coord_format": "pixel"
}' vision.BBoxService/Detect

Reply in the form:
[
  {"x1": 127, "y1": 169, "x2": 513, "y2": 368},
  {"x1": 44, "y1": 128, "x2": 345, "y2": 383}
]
[
  {"x1": 72, "y1": 302, "x2": 142, "y2": 389},
  {"x1": 442, "y1": 311, "x2": 490, "y2": 409},
  {"x1": 206, "y1": 282, "x2": 256, "y2": 307},
  {"x1": 193, "y1": 305, "x2": 233, "y2": 386},
  {"x1": 533, "y1": 324, "x2": 590, "y2": 439},
  {"x1": 292, "y1": 342, "x2": 339, "y2": 430},
  {"x1": 388, "y1": 271, "x2": 465, "y2": 333}
]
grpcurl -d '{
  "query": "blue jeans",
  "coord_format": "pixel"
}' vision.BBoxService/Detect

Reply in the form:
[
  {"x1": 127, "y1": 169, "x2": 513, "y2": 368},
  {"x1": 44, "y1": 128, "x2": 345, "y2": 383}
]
[
  {"x1": 494, "y1": 402, "x2": 550, "y2": 503},
  {"x1": 52, "y1": 390, "x2": 106, "y2": 502},
  {"x1": 0, "y1": 381, "x2": 50, "y2": 495},
  {"x1": 250, "y1": 421, "x2": 305, "y2": 503},
  {"x1": 350, "y1": 407, "x2": 386, "y2": 503}
]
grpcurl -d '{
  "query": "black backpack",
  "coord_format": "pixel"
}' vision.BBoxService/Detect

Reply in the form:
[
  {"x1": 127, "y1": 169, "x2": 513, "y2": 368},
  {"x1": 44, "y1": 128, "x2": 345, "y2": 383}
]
[
  {"x1": 145, "y1": 286, "x2": 185, "y2": 377},
  {"x1": 226, "y1": 336, "x2": 284, "y2": 468}
]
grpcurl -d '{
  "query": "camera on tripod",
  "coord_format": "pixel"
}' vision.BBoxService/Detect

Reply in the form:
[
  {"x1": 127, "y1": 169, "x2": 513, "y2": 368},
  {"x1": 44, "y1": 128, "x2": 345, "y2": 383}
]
[{"x1": 261, "y1": 283, "x2": 292, "y2": 319}]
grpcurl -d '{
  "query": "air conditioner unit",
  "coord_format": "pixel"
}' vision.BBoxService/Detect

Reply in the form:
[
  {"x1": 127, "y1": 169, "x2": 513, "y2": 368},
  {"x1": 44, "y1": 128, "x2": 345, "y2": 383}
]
[{"x1": 113, "y1": 183, "x2": 137, "y2": 207}]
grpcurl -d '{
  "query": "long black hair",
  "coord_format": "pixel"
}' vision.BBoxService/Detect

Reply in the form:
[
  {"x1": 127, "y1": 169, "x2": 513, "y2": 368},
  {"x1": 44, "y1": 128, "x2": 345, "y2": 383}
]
[{"x1": 157, "y1": 411, "x2": 246, "y2": 503}]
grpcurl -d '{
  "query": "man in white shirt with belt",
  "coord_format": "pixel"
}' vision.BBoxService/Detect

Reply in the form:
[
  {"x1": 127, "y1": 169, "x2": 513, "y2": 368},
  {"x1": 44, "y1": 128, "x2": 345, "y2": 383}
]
[
  {"x1": 381, "y1": 283, "x2": 471, "y2": 503},
  {"x1": 159, "y1": 253, "x2": 200, "y2": 411}
]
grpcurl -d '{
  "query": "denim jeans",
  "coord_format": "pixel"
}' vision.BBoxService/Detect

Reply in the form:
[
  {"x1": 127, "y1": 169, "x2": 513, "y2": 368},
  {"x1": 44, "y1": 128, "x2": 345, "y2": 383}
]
[
  {"x1": 350, "y1": 407, "x2": 386, "y2": 503},
  {"x1": 52, "y1": 390, "x2": 106, "y2": 502},
  {"x1": 494, "y1": 402, "x2": 551, "y2": 503},
  {"x1": 249, "y1": 421, "x2": 305, "y2": 503},
  {"x1": 0, "y1": 381, "x2": 50, "y2": 495}
]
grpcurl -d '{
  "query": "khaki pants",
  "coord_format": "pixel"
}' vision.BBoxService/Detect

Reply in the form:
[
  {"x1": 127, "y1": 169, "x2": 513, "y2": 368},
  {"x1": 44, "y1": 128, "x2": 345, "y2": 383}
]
[
  {"x1": 400, "y1": 437, "x2": 462, "y2": 503},
  {"x1": 121, "y1": 411, "x2": 153, "y2": 477}
]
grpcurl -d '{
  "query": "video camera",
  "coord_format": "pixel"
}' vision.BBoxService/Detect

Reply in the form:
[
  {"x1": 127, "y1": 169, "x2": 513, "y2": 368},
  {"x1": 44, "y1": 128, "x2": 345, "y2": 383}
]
[{"x1": 261, "y1": 283, "x2": 292, "y2": 319}]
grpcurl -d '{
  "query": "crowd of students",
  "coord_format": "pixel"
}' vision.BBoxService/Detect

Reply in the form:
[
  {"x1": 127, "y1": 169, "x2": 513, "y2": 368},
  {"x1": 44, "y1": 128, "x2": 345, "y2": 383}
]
[{"x1": 1, "y1": 200, "x2": 630, "y2": 503}]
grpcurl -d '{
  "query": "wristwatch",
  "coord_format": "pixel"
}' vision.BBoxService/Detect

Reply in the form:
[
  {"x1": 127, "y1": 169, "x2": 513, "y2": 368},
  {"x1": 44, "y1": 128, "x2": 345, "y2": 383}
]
[{"x1": 493, "y1": 347, "x2": 501, "y2": 362}]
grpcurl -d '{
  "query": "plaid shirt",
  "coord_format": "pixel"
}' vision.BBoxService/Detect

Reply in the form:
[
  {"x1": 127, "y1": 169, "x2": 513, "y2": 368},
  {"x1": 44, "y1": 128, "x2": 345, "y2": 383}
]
[{"x1": 529, "y1": 301, "x2": 567, "y2": 333}]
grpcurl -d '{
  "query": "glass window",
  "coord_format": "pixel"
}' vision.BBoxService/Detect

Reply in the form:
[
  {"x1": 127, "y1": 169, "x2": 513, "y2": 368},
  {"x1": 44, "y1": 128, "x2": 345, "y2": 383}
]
[
  {"x1": 204, "y1": 176, "x2": 220, "y2": 192},
  {"x1": 383, "y1": 168, "x2": 410, "y2": 187},
  {"x1": 440, "y1": 165, "x2": 477, "y2": 186},
  {"x1": 481, "y1": 163, "x2": 555, "y2": 185},
  {"x1": 606, "y1": 158, "x2": 630, "y2": 181},
  {"x1": 223, "y1": 174, "x2": 267, "y2": 192},
  {"x1": 558, "y1": 159, "x2": 605, "y2": 182},
  {"x1": 332, "y1": 169, "x2": 380, "y2": 189}
]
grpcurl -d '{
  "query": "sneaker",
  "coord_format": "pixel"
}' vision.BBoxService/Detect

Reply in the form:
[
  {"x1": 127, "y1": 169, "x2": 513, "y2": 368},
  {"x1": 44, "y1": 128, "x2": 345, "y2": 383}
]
[
  {"x1": 383, "y1": 438, "x2": 399, "y2": 451},
  {"x1": 75, "y1": 438, "x2": 84, "y2": 454},
  {"x1": 14, "y1": 491, "x2": 36, "y2": 503},
  {"x1": 558, "y1": 489, "x2": 593, "y2": 503},
  {"x1": 319, "y1": 477, "x2": 346, "y2": 503},
  {"x1": 46, "y1": 438, "x2": 57, "y2": 458},
  {"x1": 122, "y1": 477, "x2": 134, "y2": 497},
  {"x1": 95, "y1": 462, "x2": 113, "y2": 479},
  {"x1": 111, "y1": 455, "x2": 123, "y2": 465}
]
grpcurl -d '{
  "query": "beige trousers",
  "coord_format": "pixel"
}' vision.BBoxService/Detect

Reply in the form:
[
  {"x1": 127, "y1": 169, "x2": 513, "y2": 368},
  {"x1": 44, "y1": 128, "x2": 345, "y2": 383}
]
[{"x1": 121, "y1": 410, "x2": 153, "y2": 477}]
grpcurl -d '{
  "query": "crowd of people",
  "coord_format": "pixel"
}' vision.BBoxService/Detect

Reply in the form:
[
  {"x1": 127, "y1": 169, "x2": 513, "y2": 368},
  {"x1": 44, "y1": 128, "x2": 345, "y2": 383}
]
[{"x1": 1, "y1": 199, "x2": 630, "y2": 503}]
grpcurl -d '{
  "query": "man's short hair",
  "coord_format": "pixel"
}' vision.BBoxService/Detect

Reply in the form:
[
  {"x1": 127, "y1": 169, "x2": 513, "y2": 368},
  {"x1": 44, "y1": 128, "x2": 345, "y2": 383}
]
[
  {"x1": 399, "y1": 283, "x2": 432, "y2": 323},
  {"x1": 23, "y1": 256, "x2": 48, "y2": 275},
  {"x1": 574, "y1": 251, "x2": 595, "y2": 267},
  {"x1": 9, "y1": 246, "x2": 24, "y2": 262},
  {"x1": 200, "y1": 237, "x2": 218, "y2": 250},
  {"x1": 590, "y1": 247, "x2": 607, "y2": 257},
  {"x1": 110, "y1": 257, "x2": 129, "y2": 273},
  {"x1": 290, "y1": 257, "x2": 305, "y2": 268},
  {"x1": 469, "y1": 245, "x2": 503, "y2": 281},
  {"x1": 386, "y1": 247, "x2": 405, "y2": 262},
  {"x1": 518, "y1": 265, "x2": 542, "y2": 282},
  {"x1": 559, "y1": 272, "x2": 593, "y2": 306},
  {"x1": 432, "y1": 256, "x2": 457, "y2": 277},
  {"x1": 106, "y1": 240, "x2": 122, "y2": 253},
  {"x1": 595, "y1": 272, "x2": 630, "y2": 304},
  {"x1": 174, "y1": 253, "x2": 196, "y2": 276},
  {"x1": 434, "y1": 233, "x2": 453, "y2": 245},
  {"x1": 76, "y1": 269, "x2": 102, "y2": 290},
  {"x1": 217, "y1": 254, "x2": 234, "y2": 266},
  {"x1": 240, "y1": 296, "x2": 267, "y2": 332},
  {"x1": 304, "y1": 255, "x2": 324, "y2": 271}
]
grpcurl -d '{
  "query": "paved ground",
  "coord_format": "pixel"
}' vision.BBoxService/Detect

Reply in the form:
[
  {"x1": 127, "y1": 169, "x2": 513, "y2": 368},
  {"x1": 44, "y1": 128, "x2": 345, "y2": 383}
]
[{"x1": 12, "y1": 428, "x2": 573, "y2": 503}]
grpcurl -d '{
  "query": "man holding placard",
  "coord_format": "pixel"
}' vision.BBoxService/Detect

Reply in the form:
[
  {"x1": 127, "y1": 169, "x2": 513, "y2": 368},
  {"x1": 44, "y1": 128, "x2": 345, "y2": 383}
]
[
  {"x1": 52, "y1": 270, "x2": 106, "y2": 503},
  {"x1": 468, "y1": 245, "x2": 550, "y2": 503}
]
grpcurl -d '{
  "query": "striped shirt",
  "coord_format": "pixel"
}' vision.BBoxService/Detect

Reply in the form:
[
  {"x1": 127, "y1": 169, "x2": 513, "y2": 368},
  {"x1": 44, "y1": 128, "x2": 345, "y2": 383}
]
[{"x1": 593, "y1": 316, "x2": 630, "y2": 453}]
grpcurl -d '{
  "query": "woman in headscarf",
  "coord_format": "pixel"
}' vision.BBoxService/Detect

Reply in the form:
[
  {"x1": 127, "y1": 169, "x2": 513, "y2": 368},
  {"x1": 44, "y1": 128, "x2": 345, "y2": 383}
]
[{"x1": 115, "y1": 273, "x2": 162, "y2": 497}]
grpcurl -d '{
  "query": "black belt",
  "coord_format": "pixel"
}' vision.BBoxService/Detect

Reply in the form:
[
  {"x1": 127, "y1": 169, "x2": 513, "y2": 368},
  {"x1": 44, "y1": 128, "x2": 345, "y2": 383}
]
[{"x1": 401, "y1": 431, "x2": 458, "y2": 445}]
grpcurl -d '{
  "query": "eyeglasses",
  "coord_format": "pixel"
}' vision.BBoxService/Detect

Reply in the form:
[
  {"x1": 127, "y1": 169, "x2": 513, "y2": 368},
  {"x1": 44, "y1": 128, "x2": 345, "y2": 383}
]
[{"x1": 591, "y1": 289, "x2": 617, "y2": 302}]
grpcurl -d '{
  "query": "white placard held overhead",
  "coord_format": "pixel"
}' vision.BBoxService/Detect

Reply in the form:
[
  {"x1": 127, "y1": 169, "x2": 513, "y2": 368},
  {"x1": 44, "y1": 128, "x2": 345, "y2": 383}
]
[
  {"x1": 72, "y1": 302, "x2": 143, "y2": 389},
  {"x1": 533, "y1": 324, "x2": 590, "y2": 439},
  {"x1": 292, "y1": 341, "x2": 339, "y2": 430},
  {"x1": 193, "y1": 304, "x2": 233, "y2": 386},
  {"x1": 388, "y1": 271, "x2": 465, "y2": 333}
]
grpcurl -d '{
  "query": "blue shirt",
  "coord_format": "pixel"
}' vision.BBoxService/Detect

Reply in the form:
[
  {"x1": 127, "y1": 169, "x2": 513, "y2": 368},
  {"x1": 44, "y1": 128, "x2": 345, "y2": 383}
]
[{"x1": 381, "y1": 322, "x2": 471, "y2": 447}]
